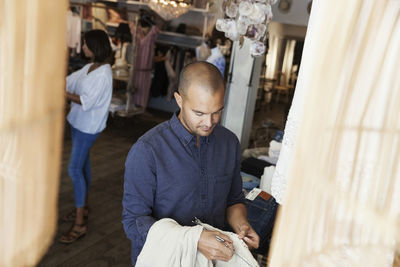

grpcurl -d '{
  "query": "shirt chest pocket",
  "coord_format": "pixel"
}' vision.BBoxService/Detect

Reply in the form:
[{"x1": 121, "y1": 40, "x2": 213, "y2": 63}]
[{"x1": 212, "y1": 174, "x2": 232, "y2": 200}]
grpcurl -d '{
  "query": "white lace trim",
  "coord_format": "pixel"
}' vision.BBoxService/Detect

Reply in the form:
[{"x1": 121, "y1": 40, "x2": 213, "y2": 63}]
[{"x1": 271, "y1": 73, "x2": 308, "y2": 204}]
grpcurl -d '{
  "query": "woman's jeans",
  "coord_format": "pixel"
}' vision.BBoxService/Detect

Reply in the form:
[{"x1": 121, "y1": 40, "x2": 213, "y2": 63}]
[{"x1": 68, "y1": 125, "x2": 100, "y2": 208}]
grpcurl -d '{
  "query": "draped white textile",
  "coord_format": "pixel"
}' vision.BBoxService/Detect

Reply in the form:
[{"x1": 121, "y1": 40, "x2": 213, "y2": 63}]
[
  {"x1": 269, "y1": 0, "x2": 400, "y2": 266},
  {"x1": 0, "y1": 1, "x2": 66, "y2": 266}
]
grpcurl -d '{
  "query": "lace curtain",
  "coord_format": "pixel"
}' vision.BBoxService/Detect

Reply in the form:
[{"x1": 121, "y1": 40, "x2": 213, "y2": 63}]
[
  {"x1": 270, "y1": 0, "x2": 400, "y2": 265},
  {"x1": 0, "y1": 1, "x2": 67, "y2": 266}
]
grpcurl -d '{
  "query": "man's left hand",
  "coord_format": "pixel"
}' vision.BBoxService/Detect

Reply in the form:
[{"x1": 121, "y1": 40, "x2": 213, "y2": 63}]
[{"x1": 237, "y1": 224, "x2": 259, "y2": 249}]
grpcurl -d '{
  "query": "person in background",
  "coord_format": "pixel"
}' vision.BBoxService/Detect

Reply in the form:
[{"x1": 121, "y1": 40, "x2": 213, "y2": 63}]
[
  {"x1": 195, "y1": 41, "x2": 211, "y2": 61},
  {"x1": 206, "y1": 37, "x2": 226, "y2": 78},
  {"x1": 59, "y1": 29, "x2": 112, "y2": 243},
  {"x1": 122, "y1": 61, "x2": 259, "y2": 265},
  {"x1": 218, "y1": 39, "x2": 232, "y2": 57}
]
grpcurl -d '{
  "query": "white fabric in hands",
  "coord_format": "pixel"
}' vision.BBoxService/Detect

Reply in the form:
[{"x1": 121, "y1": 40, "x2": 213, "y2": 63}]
[{"x1": 136, "y1": 218, "x2": 259, "y2": 267}]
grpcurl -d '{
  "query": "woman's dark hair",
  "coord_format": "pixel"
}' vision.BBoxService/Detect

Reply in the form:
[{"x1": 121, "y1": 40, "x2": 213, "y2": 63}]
[
  {"x1": 206, "y1": 28, "x2": 225, "y2": 49},
  {"x1": 84, "y1": 30, "x2": 112, "y2": 63}
]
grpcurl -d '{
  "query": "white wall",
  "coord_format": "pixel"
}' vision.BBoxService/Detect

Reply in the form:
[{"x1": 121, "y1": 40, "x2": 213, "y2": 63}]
[{"x1": 271, "y1": 0, "x2": 312, "y2": 26}]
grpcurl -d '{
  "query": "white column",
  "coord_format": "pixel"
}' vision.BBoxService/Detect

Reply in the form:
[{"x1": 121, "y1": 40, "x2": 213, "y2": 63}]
[
  {"x1": 222, "y1": 38, "x2": 263, "y2": 150},
  {"x1": 281, "y1": 39, "x2": 296, "y2": 85}
]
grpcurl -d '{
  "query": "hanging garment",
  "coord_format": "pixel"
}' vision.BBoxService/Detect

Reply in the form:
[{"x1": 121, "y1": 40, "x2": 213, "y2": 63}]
[
  {"x1": 172, "y1": 48, "x2": 188, "y2": 76},
  {"x1": 150, "y1": 60, "x2": 169, "y2": 97},
  {"x1": 130, "y1": 25, "x2": 159, "y2": 108},
  {"x1": 165, "y1": 50, "x2": 177, "y2": 101},
  {"x1": 66, "y1": 10, "x2": 81, "y2": 54},
  {"x1": 82, "y1": 4, "x2": 92, "y2": 20},
  {"x1": 136, "y1": 218, "x2": 259, "y2": 267}
]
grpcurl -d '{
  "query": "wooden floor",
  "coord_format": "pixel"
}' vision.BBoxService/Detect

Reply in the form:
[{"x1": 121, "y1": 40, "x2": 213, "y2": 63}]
[
  {"x1": 37, "y1": 101, "x2": 286, "y2": 267},
  {"x1": 38, "y1": 111, "x2": 170, "y2": 267}
]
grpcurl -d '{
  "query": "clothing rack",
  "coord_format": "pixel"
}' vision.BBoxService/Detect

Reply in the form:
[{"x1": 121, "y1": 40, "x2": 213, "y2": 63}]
[{"x1": 156, "y1": 31, "x2": 203, "y2": 49}]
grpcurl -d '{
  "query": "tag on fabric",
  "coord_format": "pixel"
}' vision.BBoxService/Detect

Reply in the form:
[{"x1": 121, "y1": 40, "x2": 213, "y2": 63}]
[{"x1": 245, "y1": 188, "x2": 262, "y2": 201}]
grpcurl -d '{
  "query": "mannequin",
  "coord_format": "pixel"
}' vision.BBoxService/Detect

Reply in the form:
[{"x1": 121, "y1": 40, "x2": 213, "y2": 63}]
[
  {"x1": 112, "y1": 23, "x2": 132, "y2": 77},
  {"x1": 113, "y1": 42, "x2": 130, "y2": 77}
]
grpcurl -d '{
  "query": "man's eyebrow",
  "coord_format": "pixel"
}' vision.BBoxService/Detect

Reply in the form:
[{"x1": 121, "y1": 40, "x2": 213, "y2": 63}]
[
  {"x1": 192, "y1": 106, "x2": 224, "y2": 114},
  {"x1": 192, "y1": 109, "x2": 204, "y2": 114},
  {"x1": 214, "y1": 106, "x2": 225, "y2": 113}
]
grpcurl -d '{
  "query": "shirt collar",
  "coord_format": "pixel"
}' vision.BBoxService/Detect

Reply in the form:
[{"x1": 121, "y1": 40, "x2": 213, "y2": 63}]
[
  {"x1": 170, "y1": 111, "x2": 195, "y2": 146},
  {"x1": 169, "y1": 111, "x2": 214, "y2": 146}
]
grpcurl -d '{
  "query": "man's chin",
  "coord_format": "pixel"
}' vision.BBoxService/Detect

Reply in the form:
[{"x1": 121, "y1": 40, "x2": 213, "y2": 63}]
[{"x1": 197, "y1": 128, "x2": 214, "y2": 136}]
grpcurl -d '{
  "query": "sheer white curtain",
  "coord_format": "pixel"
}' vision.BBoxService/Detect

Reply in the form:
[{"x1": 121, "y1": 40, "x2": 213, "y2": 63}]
[
  {"x1": 0, "y1": 1, "x2": 67, "y2": 266},
  {"x1": 270, "y1": 0, "x2": 400, "y2": 266}
]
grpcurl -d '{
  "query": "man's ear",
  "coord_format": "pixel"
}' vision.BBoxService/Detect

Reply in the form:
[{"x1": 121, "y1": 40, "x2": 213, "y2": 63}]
[{"x1": 174, "y1": 91, "x2": 182, "y2": 109}]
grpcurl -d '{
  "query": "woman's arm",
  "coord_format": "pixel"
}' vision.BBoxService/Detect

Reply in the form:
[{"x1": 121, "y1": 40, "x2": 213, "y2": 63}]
[{"x1": 66, "y1": 92, "x2": 81, "y2": 104}]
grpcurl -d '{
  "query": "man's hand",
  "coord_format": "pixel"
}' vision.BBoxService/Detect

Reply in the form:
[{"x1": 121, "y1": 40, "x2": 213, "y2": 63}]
[
  {"x1": 198, "y1": 230, "x2": 234, "y2": 262},
  {"x1": 226, "y1": 203, "x2": 260, "y2": 249},
  {"x1": 237, "y1": 223, "x2": 259, "y2": 249}
]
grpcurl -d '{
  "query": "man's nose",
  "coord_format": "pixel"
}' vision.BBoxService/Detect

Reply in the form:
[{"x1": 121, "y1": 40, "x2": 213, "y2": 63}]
[{"x1": 204, "y1": 115, "x2": 212, "y2": 127}]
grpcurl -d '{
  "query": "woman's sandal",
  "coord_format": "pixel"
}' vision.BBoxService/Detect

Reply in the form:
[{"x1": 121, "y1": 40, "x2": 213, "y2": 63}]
[
  {"x1": 59, "y1": 223, "x2": 87, "y2": 244},
  {"x1": 61, "y1": 208, "x2": 89, "y2": 222}
]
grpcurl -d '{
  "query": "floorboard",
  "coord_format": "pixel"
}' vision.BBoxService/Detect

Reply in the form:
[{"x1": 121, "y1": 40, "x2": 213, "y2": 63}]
[{"x1": 38, "y1": 111, "x2": 169, "y2": 267}]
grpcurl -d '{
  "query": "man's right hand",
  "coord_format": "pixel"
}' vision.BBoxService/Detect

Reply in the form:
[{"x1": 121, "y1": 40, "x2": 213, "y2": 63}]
[{"x1": 197, "y1": 230, "x2": 234, "y2": 262}]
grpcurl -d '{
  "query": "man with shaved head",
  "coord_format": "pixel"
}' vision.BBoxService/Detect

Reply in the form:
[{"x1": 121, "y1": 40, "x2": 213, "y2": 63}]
[{"x1": 123, "y1": 62, "x2": 259, "y2": 265}]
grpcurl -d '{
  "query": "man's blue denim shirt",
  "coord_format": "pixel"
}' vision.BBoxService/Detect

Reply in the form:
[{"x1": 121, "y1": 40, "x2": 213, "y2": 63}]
[{"x1": 122, "y1": 112, "x2": 244, "y2": 264}]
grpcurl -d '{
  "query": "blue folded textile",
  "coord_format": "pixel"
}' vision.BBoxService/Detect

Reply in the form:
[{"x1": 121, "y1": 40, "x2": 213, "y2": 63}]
[
  {"x1": 273, "y1": 130, "x2": 284, "y2": 142},
  {"x1": 241, "y1": 171, "x2": 261, "y2": 190}
]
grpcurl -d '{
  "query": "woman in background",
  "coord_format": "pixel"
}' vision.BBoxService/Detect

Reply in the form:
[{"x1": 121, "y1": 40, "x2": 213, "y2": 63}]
[{"x1": 60, "y1": 29, "x2": 112, "y2": 243}]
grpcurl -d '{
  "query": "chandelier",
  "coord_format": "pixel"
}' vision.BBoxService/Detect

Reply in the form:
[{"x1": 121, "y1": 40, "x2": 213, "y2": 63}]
[
  {"x1": 216, "y1": 0, "x2": 277, "y2": 56},
  {"x1": 147, "y1": 0, "x2": 191, "y2": 21}
]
